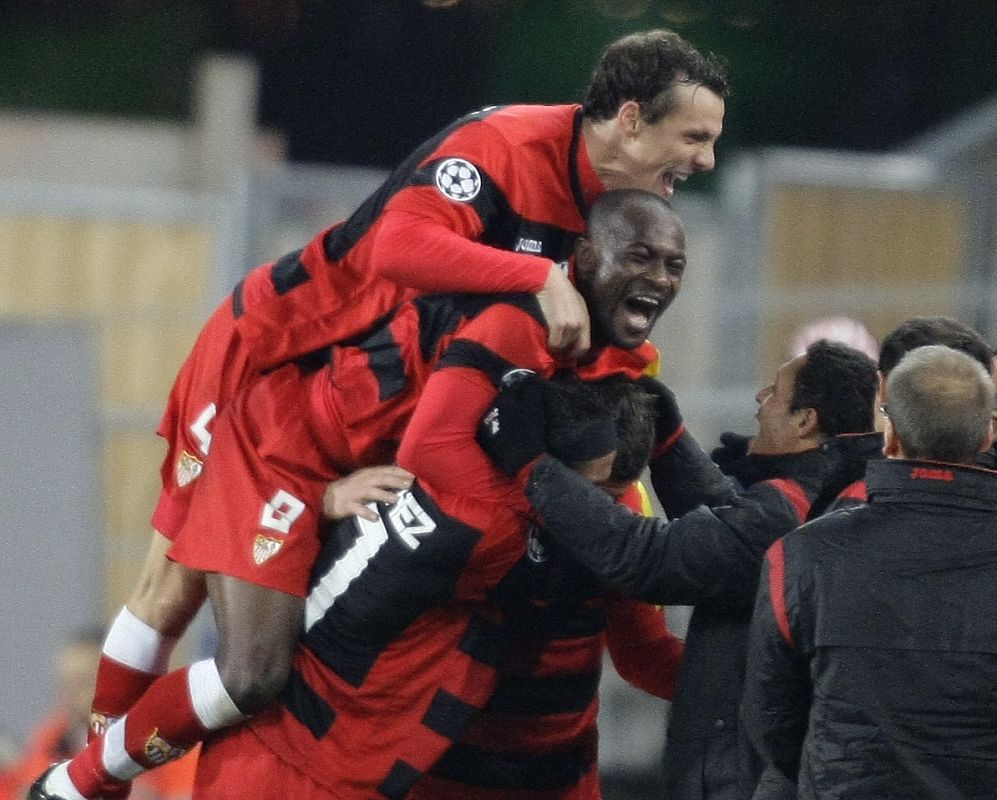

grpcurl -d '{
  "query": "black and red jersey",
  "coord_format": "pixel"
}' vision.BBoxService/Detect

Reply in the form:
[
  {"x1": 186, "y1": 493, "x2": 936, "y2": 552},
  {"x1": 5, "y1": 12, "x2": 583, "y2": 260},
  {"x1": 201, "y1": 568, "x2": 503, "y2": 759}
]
[
  {"x1": 170, "y1": 286, "x2": 658, "y2": 598},
  {"x1": 155, "y1": 104, "x2": 605, "y2": 537},
  {"x1": 408, "y1": 484, "x2": 682, "y2": 800},
  {"x1": 229, "y1": 104, "x2": 602, "y2": 375},
  {"x1": 245, "y1": 481, "x2": 523, "y2": 800}
]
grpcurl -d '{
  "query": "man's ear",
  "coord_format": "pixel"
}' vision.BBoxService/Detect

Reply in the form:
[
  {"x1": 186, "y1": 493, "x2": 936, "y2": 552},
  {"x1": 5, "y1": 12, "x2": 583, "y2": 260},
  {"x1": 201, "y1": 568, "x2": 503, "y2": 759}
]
[
  {"x1": 574, "y1": 237, "x2": 596, "y2": 282},
  {"x1": 980, "y1": 416, "x2": 997, "y2": 453},
  {"x1": 617, "y1": 100, "x2": 642, "y2": 137},
  {"x1": 883, "y1": 422, "x2": 902, "y2": 457},
  {"x1": 874, "y1": 371, "x2": 890, "y2": 433},
  {"x1": 796, "y1": 407, "x2": 820, "y2": 440}
]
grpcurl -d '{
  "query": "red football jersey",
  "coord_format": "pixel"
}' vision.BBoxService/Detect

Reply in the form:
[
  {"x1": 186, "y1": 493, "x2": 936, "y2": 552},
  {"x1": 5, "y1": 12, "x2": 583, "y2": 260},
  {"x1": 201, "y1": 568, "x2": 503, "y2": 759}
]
[
  {"x1": 154, "y1": 104, "x2": 604, "y2": 539},
  {"x1": 168, "y1": 291, "x2": 657, "y2": 597}
]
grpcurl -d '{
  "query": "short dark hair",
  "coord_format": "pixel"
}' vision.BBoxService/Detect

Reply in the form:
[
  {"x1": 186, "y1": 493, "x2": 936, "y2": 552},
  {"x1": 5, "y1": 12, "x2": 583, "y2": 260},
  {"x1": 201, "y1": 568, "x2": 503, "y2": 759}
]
[
  {"x1": 886, "y1": 345, "x2": 995, "y2": 463},
  {"x1": 543, "y1": 373, "x2": 621, "y2": 465},
  {"x1": 584, "y1": 187, "x2": 675, "y2": 242},
  {"x1": 878, "y1": 316, "x2": 993, "y2": 375},
  {"x1": 544, "y1": 374, "x2": 655, "y2": 482},
  {"x1": 585, "y1": 376, "x2": 656, "y2": 484},
  {"x1": 582, "y1": 29, "x2": 729, "y2": 123},
  {"x1": 791, "y1": 340, "x2": 878, "y2": 436}
]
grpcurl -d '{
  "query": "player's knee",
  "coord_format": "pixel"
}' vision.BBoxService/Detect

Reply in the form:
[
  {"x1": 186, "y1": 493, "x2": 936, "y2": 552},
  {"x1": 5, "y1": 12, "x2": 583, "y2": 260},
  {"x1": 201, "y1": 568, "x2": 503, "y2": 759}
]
[{"x1": 216, "y1": 650, "x2": 292, "y2": 715}]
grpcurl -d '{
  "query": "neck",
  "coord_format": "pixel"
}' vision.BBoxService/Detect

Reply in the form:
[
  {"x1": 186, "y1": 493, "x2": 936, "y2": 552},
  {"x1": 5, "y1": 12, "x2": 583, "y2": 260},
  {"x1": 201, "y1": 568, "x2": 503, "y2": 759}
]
[{"x1": 581, "y1": 117, "x2": 625, "y2": 186}]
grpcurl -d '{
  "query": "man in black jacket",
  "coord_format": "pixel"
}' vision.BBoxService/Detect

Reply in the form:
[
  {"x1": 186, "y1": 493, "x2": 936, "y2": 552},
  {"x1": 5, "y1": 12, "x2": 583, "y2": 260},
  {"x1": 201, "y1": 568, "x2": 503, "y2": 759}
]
[
  {"x1": 743, "y1": 345, "x2": 997, "y2": 799},
  {"x1": 478, "y1": 339, "x2": 878, "y2": 800},
  {"x1": 823, "y1": 316, "x2": 994, "y2": 512}
]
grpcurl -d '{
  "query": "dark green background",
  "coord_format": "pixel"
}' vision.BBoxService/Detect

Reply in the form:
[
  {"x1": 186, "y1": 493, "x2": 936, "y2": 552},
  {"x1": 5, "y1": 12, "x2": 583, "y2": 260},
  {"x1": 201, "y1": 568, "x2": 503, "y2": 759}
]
[{"x1": 3, "y1": 0, "x2": 996, "y2": 179}]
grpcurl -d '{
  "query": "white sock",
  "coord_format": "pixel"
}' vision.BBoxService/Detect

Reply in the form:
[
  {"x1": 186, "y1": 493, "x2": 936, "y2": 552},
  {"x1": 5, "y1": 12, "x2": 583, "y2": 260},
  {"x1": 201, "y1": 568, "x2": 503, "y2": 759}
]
[
  {"x1": 99, "y1": 660, "x2": 246, "y2": 782},
  {"x1": 101, "y1": 716, "x2": 144, "y2": 782},
  {"x1": 43, "y1": 762, "x2": 86, "y2": 800},
  {"x1": 103, "y1": 606, "x2": 177, "y2": 674},
  {"x1": 188, "y1": 658, "x2": 247, "y2": 729}
]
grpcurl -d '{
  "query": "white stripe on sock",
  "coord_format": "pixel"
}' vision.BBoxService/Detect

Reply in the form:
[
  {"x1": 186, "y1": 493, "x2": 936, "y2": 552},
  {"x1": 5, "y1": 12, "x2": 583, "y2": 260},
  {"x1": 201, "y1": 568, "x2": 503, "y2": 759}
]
[
  {"x1": 43, "y1": 761, "x2": 87, "y2": 800},
  {"x1": 101, "y1": 716, "x2": 145, "y2": 782},
  {"x1": 103, "y1": 607, "x2": 177, "y2": 674},
  {"x1": 187, "y1": 659, "x2": 247, "y2": 730}
]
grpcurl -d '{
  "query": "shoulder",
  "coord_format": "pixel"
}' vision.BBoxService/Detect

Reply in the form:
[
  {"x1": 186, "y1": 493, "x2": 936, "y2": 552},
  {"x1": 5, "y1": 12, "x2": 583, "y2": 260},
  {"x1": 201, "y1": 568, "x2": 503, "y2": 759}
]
[
  {"x1": 449, "y1": 293, "x2": 547, "y2": 337},
  {"x1": 780, "y1": 505, "x2": 866, "y2": 564},
  {"x1": 435, "y1": 105, "x2": 579, "y2": 165},
  {"x1": 474, "y1": 104, "x2": 579, "y2": 146},
  {"x1": 419, "y1": 292, "x2": 543, "y2": 325}
]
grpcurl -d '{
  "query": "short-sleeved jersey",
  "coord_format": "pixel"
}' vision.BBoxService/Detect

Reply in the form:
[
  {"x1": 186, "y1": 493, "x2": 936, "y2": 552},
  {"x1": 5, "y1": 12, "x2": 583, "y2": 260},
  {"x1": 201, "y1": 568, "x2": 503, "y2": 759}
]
[
  {"x1": 154, "y1": 103, "x2": 604, "y2": 538},
  {"x1": 168, "y1": 290, "x2": 658, "y2": 597}
]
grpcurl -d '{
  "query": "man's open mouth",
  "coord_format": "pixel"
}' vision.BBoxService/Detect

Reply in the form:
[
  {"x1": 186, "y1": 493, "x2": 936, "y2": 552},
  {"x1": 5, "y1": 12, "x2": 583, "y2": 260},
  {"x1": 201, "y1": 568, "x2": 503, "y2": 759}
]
[{"x1": 622, "y1": 294, "x2": 664, "y2": 331}]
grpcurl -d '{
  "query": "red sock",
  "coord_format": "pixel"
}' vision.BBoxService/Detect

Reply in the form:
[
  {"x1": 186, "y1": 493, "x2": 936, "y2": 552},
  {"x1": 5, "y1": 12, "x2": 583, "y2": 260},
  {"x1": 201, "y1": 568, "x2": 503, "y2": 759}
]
[
  {"x1": 89, "y1": 606, "x2": 177, "y2": 743},
  {"x1": 120, "y1": 666, "x2": 212, "y2": 768},
  {"x1": 64, "y1": 743, "x2": 121, "y2": 798},
  {"x1": 68, "y1": 660, "x2": 245, "y2": 796},
  {"x1": 89, "y1": 656, "x2": 157, "y2": 740}
]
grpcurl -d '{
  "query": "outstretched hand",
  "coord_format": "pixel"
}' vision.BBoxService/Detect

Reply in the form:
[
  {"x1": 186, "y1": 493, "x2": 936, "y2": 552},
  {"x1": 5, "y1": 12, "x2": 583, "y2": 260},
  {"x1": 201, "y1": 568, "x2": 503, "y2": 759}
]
[
  {"x1": 322, "y1": 466, "x2": 414, "y2": 522},
  {"x1": 537, "y1": 263, "x2": 590, "y2": 359}
]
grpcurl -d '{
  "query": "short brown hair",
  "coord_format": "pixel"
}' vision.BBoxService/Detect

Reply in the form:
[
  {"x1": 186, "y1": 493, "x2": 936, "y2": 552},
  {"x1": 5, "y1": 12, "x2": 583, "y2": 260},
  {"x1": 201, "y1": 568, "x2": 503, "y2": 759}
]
[{"x1": 582, "y1": 29, "x2": 729, "y2": 123}]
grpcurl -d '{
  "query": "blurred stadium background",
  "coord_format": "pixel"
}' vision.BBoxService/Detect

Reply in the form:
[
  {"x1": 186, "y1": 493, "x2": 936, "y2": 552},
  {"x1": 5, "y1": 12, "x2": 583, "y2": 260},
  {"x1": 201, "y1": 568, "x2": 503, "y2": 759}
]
[{"x1": 3, "y1": 1, "x2": 997, "y2": 795}]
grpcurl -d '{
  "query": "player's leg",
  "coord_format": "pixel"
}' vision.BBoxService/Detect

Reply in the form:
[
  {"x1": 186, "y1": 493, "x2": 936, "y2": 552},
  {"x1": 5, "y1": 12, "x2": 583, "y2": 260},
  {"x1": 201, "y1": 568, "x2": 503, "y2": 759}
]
[
  {"x1": 29, "y1": 367, "x2": 343, "y2": 799},
  {"x1": 89, "y1": 299, "x2": 249, "y2": 737},
  {"x1": 89, "y1": 533, "x2": 207, "y2": 740},
  {"x1": 31, "y1": 568, "x2": 295, "y2": 799}
]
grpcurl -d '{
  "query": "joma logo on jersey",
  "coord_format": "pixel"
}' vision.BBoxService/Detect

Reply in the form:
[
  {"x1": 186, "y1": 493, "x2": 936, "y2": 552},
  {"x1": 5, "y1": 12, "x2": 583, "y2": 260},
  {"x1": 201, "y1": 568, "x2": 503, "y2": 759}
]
[
  {"x1": 388, "y1": 490, "x2": 437, "y2": 550},
  {"x1": 515, "y1": 237, "x2": 543, "y2": 254}
]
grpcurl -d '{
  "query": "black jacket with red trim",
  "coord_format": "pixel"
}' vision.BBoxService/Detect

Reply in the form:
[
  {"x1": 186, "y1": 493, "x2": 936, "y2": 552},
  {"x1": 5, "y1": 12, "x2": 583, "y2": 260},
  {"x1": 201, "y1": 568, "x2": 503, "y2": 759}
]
[
  {"x1": 523, "y1": 445, "x2": 828, "y2": 800},
  {"x1": 807, "y1": 432, "x2": 884, "y2": 519},
  {"x1": 524, "y1": 447, "x2": 825, "y2": 611},
  {"x1": 744, "y1": 458, "x2": 997, "y2": 800}
]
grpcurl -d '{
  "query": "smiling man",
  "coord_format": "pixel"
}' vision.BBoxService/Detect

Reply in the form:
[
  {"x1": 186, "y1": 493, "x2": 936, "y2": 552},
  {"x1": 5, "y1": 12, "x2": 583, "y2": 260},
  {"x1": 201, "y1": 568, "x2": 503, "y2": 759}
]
[
  {"x1": 31, "y1": 189, "x2": 685, "y2": 800},
  {"x1": 744, "y1": 345, "x2": 997, "y2": 800},
  {"x1": 573, "y1": 186, "x2": 686, "y2": 349},
  {"x1": 582, "y1": 33, "x2": 726, "y2": 198},
  {"x1": 83, "y1": 35, "x2": 727, "y2": 754}
]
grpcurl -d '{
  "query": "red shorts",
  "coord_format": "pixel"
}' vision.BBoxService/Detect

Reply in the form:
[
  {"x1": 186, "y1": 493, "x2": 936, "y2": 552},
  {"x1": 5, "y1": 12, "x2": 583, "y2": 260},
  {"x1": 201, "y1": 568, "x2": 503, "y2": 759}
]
[
  {"x1": 167, "y1": 363, "x2": 352, "y2": 598},
  {"x1": 194, "y1": 724, "x2": 337, "y2": 800},
  {"x1": 150, "y1": 228, "x2": 415, "y2": 542},
  {"x1": 152, "y1": 297, "x2": 254, "y2": 541}
]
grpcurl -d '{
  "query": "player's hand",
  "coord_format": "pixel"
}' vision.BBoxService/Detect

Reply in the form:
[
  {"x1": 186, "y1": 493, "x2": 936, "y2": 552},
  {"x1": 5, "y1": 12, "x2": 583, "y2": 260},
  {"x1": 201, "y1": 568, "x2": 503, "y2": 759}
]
[
  {"x1": 322, "y1": 466, "x2": 414, "y2": 522},
  {"x1": 711, "y1": 431, "x2": 753, "y2": 474},
  {"x1": 477, "y1": 371, "x2": 548, "y2": 476},
  {"x1": 537, "y1": 263, "x2": 590, "y2": 359}
]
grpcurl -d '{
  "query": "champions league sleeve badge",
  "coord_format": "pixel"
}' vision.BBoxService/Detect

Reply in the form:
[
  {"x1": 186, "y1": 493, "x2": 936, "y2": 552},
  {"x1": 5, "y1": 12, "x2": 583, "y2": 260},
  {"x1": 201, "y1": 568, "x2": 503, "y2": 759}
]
[{"x1": 435, "y1": 158, "x2": 482, "y2": 202}]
